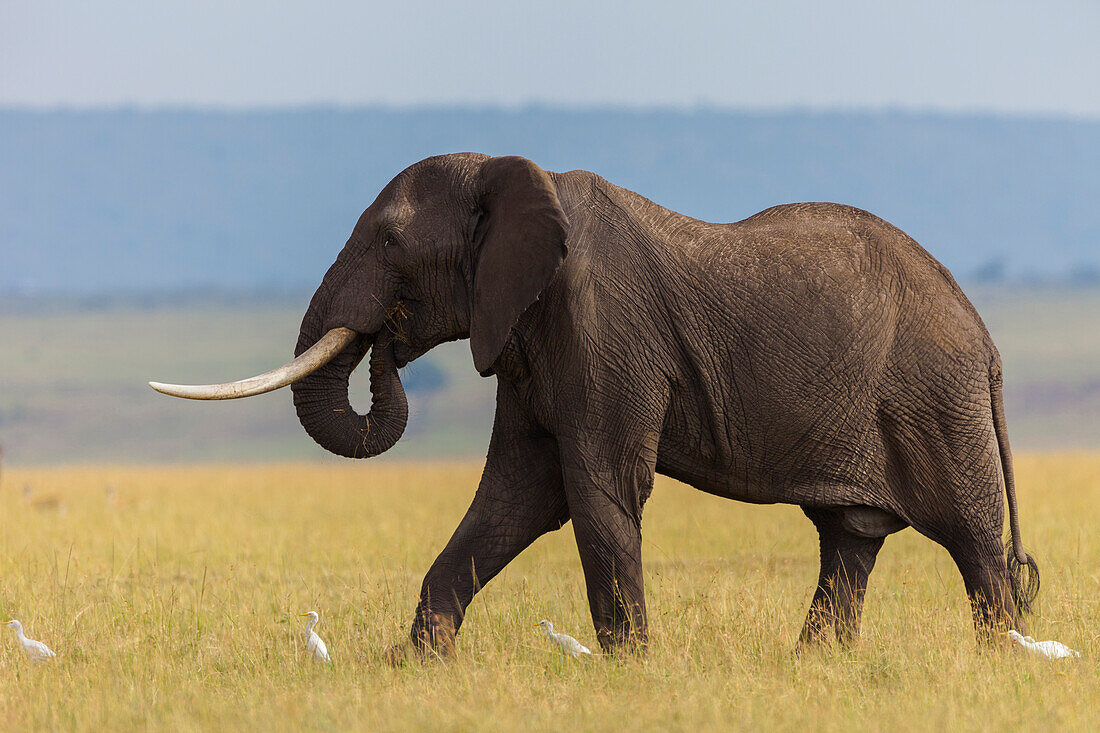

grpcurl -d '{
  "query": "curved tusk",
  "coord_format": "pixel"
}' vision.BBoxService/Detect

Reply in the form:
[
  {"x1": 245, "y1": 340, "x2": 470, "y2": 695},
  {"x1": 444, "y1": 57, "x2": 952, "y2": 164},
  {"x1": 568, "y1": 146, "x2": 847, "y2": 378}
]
[{"x1": 149, "y1": 327, "x2": 359, "y2": 400}]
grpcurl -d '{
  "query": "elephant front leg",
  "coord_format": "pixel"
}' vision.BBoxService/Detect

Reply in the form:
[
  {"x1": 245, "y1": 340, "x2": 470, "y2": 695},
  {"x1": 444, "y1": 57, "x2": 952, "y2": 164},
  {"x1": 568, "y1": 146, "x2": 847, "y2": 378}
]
[
  {"x1": 560, "y1": 434, "x2": 658, "y2": 653},
  {"x1": 388, "y1": 427, "x2": 568, "y2": 663}
]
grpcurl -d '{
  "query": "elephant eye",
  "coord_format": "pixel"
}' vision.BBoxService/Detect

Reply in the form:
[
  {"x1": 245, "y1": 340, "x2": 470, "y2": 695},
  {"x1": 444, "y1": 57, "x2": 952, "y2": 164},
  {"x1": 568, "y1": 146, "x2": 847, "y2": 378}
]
[{"x1": 382, "y1": 234, "x2": 396, "y2": 248}]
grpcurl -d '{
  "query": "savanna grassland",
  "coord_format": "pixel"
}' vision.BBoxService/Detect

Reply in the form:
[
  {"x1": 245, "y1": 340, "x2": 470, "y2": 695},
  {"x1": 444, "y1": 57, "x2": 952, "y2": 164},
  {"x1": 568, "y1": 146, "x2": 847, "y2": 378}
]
[{"x1": 1, "y1": 457, "x2": 1097, "y2": 731}]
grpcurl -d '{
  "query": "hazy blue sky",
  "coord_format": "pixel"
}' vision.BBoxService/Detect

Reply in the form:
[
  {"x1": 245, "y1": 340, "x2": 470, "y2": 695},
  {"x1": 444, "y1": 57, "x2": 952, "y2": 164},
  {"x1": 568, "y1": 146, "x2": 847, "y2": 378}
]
[{"x1": 3, "y1": 0, "x2": 1099, "y2": 115}]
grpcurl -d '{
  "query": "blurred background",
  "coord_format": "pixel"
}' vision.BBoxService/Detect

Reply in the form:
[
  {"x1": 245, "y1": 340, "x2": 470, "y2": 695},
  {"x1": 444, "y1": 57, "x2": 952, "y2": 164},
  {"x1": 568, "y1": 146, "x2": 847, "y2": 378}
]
[{"x1": 1, "y1": 0, "x2": 1097, "y2": 464}]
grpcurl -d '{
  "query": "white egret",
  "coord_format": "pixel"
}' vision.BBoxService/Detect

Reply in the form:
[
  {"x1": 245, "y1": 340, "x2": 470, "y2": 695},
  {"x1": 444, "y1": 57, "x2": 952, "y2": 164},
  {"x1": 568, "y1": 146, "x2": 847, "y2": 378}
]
[
  {"x1": 1007, "y1": 630, "x2": 1080, "y2": 660},
  {"x1": 299, "y1": 611, "x2": 332, "y2": 663},
  {"x1": 5, "y1": 620, "x2": 56, "y2": 662},
  {"x1": 534, "y1": 619, "x2": 591, "y2": 659}
]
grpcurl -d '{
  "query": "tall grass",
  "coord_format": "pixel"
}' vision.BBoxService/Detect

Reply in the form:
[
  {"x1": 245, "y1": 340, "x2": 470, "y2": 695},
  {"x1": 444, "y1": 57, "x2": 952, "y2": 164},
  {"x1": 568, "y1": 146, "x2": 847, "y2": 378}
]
[{"x1": 1, "y1": 455, "x2": 1096, "y2": 730}]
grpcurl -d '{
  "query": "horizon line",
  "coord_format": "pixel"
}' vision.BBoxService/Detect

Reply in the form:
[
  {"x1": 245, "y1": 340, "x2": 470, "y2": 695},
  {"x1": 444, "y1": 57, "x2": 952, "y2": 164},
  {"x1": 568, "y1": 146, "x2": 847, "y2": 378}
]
[{"x1": 2, "y1": 101, "x2": 1099, "y2": 124}]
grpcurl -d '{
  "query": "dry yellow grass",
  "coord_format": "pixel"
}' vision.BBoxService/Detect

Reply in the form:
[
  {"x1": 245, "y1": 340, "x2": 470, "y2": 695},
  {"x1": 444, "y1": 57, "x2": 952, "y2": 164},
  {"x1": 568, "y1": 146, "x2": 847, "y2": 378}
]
[{"x1": 1, "y1": 455, "x2": 1097, "y2": 731}]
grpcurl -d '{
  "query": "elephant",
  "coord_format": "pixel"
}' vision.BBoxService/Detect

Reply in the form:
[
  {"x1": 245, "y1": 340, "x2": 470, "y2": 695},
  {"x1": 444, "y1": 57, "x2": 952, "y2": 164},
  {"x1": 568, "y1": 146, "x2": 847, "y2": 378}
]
[{"x1": 151, "y1": 153, "x2": 1039, "y2": 658}]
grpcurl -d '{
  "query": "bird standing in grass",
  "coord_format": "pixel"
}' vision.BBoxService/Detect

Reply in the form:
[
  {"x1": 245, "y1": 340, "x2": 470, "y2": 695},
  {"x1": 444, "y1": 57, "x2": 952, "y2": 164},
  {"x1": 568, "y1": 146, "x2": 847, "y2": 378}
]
[
  {"x1": 1007, "y1": 630, "x2": 1080, "y2": 660},
  {"x1": 5, "y1": 620, "x2": 56, "y2": 662},
  {"x1": 299, "y1": 611, "x2": 331, "y2": 663},
  {"x1": 534, "y1": 619, "x2": 591, "y2": 659}
]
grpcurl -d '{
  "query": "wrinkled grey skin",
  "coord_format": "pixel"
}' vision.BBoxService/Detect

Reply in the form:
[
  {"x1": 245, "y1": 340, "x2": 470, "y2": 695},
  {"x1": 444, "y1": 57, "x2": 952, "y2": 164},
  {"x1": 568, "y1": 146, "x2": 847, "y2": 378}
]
[{"x1": 289, "y1": 153, "x2": 1036, "y2": 660}]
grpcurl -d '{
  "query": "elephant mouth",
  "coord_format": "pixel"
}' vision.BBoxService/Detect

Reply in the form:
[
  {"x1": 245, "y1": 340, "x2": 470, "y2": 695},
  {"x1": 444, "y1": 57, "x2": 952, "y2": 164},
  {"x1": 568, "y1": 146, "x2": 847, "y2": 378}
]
[
  {"x1": 392, "y1": 339, "x2": 433, "y2": 369},
  {"x1": 393, "y1": 344, "x2": 411, "y2": 369}
]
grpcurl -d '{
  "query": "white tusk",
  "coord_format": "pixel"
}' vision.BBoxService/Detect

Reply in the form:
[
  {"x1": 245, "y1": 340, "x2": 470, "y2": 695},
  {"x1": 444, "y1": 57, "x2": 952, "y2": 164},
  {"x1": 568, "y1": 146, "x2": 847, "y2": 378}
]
[{"x1": 149, "y1": 327, "x2": 359, "y2": 400}]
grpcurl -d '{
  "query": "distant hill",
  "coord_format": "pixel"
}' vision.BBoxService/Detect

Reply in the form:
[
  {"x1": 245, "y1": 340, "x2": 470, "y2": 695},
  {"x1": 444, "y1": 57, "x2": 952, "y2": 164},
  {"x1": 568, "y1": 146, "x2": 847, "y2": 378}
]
[{"x1": 1, "y1": 107, "x2": 1097, "y2": 293}]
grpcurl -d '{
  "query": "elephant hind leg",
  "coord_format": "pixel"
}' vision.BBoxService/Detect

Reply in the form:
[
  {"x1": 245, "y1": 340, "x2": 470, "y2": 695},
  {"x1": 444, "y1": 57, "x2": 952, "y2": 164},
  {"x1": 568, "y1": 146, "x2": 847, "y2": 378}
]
[
  {"x1": 797, "y1": 507, "x2": 887, "y2": 650},
  {"x1": 947, "y1": 531, "x2": 1019, "y2": 641},
  {"x1": 888, "y1": 422, "x2": 1022, "y2": 640}
]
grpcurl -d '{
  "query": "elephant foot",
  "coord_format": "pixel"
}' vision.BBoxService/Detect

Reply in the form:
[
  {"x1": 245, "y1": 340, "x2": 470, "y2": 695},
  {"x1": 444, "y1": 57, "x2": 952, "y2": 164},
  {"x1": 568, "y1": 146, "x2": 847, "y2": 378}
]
[
  {"x1": 795, "y1": 626, "x2": 865, "y2": 654},
  {"x1": 795, "y1": 634, "x2": 825, "y2": 654},
  {"x1": 594, "y1": 626, "x2": 648, "y2": 655},
  {"x1": 795, "y1": 616, "x2": 833, "y2": 653},
  {"x1": 972, "y1": 615, "x2": 1017, "y2": 648},
  {"x1": 383, "y1": 640, "x2": 414, "y2": 668},
  {"x1": 384, "y1": 611, "x2": 457, "y2": 667}
]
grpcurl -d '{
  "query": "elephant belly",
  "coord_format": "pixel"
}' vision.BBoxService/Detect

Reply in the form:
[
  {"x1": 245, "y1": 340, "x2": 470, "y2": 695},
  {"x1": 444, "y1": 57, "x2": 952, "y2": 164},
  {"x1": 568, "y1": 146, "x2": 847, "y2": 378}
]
[
  {"x1": 655, "y1": 446, "x2": 775, "y2": 504},
  {"x1": 655, "y1": 386, "x2": 888, "y2": 508},
  {"x1": 655, "y1": 440, "x2": 888, "y2": 509}
]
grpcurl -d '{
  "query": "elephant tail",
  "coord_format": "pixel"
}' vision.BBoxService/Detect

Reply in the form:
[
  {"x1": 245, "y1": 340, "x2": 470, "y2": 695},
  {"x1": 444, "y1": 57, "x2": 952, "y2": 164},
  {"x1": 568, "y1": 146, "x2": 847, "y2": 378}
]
[{"x1": 990, "y1": 364, "x2": 1040, "y2": 615}]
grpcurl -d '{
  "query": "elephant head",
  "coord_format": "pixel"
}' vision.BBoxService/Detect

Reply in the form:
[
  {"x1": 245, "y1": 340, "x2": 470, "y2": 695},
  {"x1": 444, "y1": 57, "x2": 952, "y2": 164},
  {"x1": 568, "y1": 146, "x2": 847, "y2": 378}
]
[{"x1": 150, "y1": 154, "x2": 569, "y2": 458}]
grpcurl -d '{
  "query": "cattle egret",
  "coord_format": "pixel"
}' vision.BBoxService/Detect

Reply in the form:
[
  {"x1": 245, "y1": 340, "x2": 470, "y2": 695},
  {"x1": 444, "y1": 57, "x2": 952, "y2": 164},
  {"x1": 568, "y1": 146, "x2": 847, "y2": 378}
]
[
  {"x1": 300, "y1": 611, "x2": 331, "y2": 663},
  {"x1": 1007, "y1": 630, "x2": 1080, "y2": 660},
  {"x1": 534, "y1": 619, "x2": 591, "y2": 659},
  {"x1": 5, "y1": 620, "x2": 56, "y2": 662}
]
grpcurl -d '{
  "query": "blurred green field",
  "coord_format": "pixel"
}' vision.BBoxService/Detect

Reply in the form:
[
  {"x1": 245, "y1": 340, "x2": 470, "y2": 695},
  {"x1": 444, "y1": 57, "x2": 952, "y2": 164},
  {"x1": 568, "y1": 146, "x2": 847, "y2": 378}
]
[
  {"x1": 0, "y1": 294, "x2": 494, "y2": 463},
  {"x1": 1, "y1": 285, "x2": 1098, "y2": 465},
  {"x1": 1, "y1": 456, "x2": 1097, "y2": 731}
]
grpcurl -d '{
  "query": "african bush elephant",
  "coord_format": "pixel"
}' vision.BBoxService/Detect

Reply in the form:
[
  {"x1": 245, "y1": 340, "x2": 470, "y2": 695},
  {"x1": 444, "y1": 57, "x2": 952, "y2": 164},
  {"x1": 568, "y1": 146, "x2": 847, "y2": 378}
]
[{"x1": 152, "y1": 153, "x2": 1039, "y2": 657}]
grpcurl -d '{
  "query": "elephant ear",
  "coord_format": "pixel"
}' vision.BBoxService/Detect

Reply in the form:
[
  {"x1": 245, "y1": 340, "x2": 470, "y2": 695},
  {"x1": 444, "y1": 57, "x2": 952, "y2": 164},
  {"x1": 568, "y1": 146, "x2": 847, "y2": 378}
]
[{"x1": 470, "y1": 156, "x2": 569, "y2": 376}]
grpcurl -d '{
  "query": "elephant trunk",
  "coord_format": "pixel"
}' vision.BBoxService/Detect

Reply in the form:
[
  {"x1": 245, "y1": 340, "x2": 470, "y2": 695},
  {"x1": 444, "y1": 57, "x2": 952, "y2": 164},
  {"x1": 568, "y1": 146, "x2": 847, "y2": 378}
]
[{"x1": 291, "y1": 319, "x2": 408, "y2": 459}]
